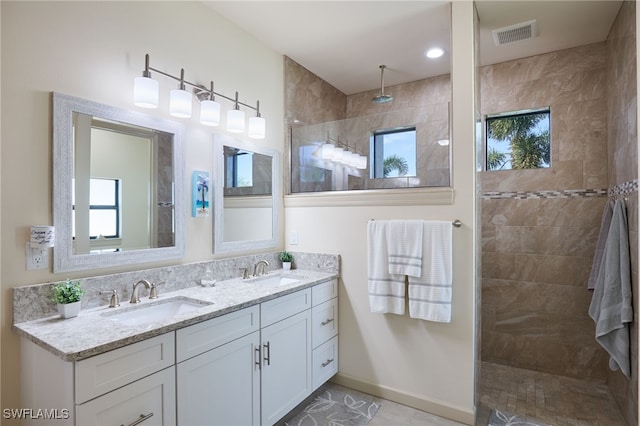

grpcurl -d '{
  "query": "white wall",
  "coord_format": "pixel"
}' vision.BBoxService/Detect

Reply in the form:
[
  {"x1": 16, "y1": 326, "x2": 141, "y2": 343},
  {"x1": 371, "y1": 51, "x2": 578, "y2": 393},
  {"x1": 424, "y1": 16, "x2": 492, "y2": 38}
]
[
  {"x1": 1, "y1": 1, "x2": 284, "y2": 414},
  {"x1": 283, "y1": 3, "x2": 478, "y2": 423}
]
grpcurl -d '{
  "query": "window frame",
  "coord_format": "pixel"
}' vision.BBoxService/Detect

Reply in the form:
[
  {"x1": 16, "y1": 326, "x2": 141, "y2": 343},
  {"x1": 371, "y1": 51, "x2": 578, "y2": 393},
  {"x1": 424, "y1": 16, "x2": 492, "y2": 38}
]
[
  {"x1": 370, "y1": 126, "x2": 417, "y2": 179},
  {"x1": 485, "y1": 107, "x2": 551, "y2": 171}
]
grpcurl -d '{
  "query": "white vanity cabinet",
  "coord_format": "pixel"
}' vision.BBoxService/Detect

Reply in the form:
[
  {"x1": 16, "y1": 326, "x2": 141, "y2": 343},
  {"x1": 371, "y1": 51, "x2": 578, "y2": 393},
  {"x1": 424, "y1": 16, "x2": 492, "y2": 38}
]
[
  {"x1": 260, "y1": 289, "x2": 312, "y2": 425},
  {"x1": 19, "y1": 277, "x2": 339, "y2": 426},
  {"x1": 176, "y1": 306, "x2": 261, "y2": 426},
  {"x1": 20, "y1": 332, "x2": 176, "y2": 426}
]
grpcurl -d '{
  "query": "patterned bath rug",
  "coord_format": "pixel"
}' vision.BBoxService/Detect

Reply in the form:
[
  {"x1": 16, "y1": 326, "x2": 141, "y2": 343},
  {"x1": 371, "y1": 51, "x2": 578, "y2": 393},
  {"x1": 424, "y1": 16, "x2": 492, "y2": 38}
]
[
  {"x1": 488, "y1": 409, "x2": 551, "y2": 426},
  {"x1": 284, "y1": 384, "x2": 381, "y2": 426}
]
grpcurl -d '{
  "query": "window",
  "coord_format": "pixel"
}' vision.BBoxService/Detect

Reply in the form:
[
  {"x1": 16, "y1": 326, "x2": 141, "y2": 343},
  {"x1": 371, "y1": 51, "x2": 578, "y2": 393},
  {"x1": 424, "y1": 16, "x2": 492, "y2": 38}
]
[
  {"x1": 226, "y1": 149, "x2": 253, "y2": 188},
  {"x1": 371, "y1": 127, "x2": 417, "y2": 179},
  {"x1": 486, "y1": 108, "x2": 550, "y2": 171},
  {"x1": 73, "y1": 178, "x2": 121, "y2": 239}
]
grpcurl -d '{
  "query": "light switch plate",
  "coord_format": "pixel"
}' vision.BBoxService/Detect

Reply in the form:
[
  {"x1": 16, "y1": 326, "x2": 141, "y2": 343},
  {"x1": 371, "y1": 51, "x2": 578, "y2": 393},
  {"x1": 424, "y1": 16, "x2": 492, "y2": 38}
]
[{"x1": 290, "y1": 230, "x2": 298, "y2": 245}]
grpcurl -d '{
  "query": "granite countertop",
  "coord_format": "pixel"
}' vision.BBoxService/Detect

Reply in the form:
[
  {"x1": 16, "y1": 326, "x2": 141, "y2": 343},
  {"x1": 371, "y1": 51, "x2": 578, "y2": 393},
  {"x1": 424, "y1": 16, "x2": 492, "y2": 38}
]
[{"x1": 13, "y1": 269, "x2": 337, "y2": 362}]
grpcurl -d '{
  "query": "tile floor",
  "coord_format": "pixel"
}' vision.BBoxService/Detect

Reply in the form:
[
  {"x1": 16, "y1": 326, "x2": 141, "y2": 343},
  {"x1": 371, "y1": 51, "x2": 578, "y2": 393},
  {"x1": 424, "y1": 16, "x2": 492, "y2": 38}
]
[
  {"x1": 478, "y1": 362, "x2": 628, "y2": 426},
  {"x1": 284, "y1": 362, "x2": 629, "y2": 426}
]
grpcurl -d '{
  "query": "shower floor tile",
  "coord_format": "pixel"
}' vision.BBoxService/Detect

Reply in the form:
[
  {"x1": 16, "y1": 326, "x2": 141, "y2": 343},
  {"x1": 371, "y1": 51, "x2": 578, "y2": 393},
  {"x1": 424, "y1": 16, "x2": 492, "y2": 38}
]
[{"x1": 478, "y1": 362, "x2": 628, "y2": 426}]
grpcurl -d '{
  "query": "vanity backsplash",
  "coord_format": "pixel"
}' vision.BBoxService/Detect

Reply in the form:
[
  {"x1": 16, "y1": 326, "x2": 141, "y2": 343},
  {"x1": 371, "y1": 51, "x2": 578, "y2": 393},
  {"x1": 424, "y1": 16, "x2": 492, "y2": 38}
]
[{"x1": 13, "y1": 251, "x2": 339, "y2": 324}]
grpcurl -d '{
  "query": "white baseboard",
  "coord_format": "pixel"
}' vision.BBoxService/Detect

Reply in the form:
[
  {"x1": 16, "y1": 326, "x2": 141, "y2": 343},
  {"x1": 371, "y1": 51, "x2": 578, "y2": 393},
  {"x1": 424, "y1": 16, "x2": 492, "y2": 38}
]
[{"x1": 330, "y1": 373, "x2": 475, "y2": 425}]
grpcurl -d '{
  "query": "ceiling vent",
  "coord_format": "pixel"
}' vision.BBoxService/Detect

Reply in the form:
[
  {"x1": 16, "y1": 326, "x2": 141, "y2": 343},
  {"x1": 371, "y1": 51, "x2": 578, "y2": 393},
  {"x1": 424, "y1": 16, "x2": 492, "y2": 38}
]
[{"x1": 492, "y1": 19, "x2": 537, "y2": 46}]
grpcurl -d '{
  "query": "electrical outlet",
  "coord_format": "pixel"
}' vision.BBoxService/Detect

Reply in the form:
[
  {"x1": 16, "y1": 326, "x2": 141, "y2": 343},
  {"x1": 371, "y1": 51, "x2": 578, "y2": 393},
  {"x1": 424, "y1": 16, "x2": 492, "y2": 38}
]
[
  {"x1": 26, "y1": 243, "x2": 49, "y2": 271},
  {"x1": 290, "y1": 230, "x2": 298, "y2": 245}
]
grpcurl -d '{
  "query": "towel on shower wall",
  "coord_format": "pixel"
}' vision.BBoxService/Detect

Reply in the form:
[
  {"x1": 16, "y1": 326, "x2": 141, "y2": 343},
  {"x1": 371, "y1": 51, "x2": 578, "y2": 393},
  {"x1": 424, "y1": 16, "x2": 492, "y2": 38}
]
[
  {"x1": 408, "y1": 221, "x2": 453, "y2": 322},
  {"x1": 588, "y1": 199, "x2": 633, "y2": 378},
  {"x1": 367, "y1": 221, "x2": 406, "y2": 314},
  {"x1": 387, "y1": 220, "x2": 423, "y2": 277},
  {"x1": 588, "y1": 200, "x2": 615, "y2": 290}
]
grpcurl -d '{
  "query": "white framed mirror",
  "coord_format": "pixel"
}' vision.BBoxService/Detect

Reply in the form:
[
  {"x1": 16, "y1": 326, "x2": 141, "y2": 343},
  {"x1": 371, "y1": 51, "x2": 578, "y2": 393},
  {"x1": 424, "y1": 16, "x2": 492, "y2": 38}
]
[
  {"x1": 53, "y1": 92, "x2": 185, "y2": 272},
  {"x1": 213, "y1": 133, "x2": 280, "y2": 253}
]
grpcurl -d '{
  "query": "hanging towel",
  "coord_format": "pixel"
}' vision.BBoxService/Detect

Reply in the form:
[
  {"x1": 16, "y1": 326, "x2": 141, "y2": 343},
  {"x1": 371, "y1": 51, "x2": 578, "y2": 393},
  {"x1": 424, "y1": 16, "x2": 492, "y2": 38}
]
[
  {"x1": 367, "y1": 221, "x2": 406, "y2": 314},
  {"x1": 588, "y1": 199, "x2": 615, "y2": 290},
  {"x1": 588, "y1": 199, "x2": 633, "y2": 378},
  {"x1": 408, "y1": 221, "x2": 453, "y2": 322},
  {"x1": 387, "y1": 220, "x2": 423, "y2": 277}
]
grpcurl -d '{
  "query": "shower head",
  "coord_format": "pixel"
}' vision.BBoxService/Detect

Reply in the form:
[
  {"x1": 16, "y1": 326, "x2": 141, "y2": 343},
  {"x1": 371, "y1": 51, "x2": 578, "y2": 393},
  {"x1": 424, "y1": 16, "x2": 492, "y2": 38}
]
[{"x1": 372, "y1": 65, "x2": 393, "y2": 104}]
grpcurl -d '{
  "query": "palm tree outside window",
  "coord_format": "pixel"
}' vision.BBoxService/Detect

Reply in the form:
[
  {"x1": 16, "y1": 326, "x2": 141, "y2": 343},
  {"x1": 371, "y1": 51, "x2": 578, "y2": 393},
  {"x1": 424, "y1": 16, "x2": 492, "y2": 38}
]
[{"x1": 486, "y1": 108, "x2": 550, "y2": 171}]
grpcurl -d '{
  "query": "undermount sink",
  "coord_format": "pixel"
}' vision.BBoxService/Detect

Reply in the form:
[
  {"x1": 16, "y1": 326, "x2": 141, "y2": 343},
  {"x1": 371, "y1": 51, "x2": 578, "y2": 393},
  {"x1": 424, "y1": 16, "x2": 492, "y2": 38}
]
[
  {"x1": 245, "y1": 273, "x2": 303, "y2": 287},
  {"x1": 102, "y1": 296, "x2": 212, "y2": 325}
]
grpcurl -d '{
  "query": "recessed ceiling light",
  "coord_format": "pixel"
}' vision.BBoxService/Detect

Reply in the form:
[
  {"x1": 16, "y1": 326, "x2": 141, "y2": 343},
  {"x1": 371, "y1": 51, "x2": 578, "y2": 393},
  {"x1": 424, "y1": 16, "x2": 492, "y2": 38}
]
[{"x1": 426, "y1": 47, "x2": 445, "y2": 59}]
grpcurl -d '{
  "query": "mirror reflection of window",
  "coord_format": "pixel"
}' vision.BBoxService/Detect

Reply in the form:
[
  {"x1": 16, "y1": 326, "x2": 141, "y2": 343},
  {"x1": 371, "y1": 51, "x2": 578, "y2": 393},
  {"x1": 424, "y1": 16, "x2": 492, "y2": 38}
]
[
  {"x1": 226, "y1": 149, "x2": 253, "y2": 188},
  {"x1": 371, "y1": 127, "x2": 417, "y2": 179}
]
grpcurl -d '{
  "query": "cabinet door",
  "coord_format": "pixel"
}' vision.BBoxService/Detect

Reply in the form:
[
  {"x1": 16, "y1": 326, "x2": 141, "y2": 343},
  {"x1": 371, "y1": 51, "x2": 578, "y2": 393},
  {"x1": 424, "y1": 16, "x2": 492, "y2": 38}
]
[
  {"x1": 177, "y1": 331, "x2": 260, "y2": 426},
  {"x1": 75, "y1": 367, "x2": 175, "y2": 426},
  {"x1": 261, "y1": 310, "x2": 312, "y2": 426}
]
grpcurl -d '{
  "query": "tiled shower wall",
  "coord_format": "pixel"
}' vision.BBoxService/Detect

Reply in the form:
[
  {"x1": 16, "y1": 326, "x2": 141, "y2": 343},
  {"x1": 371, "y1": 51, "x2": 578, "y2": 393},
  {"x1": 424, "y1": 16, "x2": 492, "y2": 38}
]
[
  {"x1": 285, "y1": 56, "x2": 452, "y2": 192},
  {"x1": 480, "y1": 42, "x2": 612, "y2": 380},
  {"x1": 605, "y1": 2, "x2": 638, "y2": 425}
]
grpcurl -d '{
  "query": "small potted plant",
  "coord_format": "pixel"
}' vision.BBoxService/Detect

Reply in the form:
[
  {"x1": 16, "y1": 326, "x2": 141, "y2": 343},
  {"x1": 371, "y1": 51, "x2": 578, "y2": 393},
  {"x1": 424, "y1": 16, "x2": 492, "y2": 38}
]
[
  {"x1": 279, "y1": 251, "x2": 294, "y2": 270},
  {"x1": 52, "y1": 279, "x2": 84, "y2": 319}
]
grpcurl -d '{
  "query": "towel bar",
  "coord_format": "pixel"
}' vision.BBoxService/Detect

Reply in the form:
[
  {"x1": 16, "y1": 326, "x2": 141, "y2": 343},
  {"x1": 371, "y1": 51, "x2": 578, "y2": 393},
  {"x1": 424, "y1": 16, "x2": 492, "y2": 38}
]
[{"x1": 369, "y1": 219, "x2": 463, "y2": 228}]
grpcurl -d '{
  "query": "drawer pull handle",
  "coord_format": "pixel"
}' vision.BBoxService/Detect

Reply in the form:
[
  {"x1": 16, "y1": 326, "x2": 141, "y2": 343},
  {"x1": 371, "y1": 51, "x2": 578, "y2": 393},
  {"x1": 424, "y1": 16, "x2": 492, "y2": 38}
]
[
  {"x1": 263, "y1": 342, "x2": 271, "y2": 366},
  {"x1": 321, "y1": 318, "x2": 334, "y2": 326},
  {"x1": 121, "y1": 412, "x2": 153, "y2": 426},
  {"x1": 321, "y1": 358, "x2": 334, "y2": 368},
  {"x1": 254, "y1": 346, "x2": 261, "y2": 370}
]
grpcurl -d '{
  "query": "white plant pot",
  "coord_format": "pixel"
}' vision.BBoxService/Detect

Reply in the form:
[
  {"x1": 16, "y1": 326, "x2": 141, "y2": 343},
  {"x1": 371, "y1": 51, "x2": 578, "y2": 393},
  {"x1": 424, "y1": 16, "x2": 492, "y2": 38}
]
[
  {"x1": 58, "y1": 301, "x2": 81, "y2": 319},
  {"x1": 282, "y1": 262, "x2": 292, "y2": 271}
]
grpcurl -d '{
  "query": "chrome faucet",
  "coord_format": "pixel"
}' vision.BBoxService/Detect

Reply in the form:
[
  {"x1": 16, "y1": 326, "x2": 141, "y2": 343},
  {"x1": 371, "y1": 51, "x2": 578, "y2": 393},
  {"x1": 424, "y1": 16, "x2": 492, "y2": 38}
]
[
  {"x1": 130, "y1": 279, "x2": 152, "y2": 304},
  {"x1": 253, "y1": 260, "x2": 270, "y2": 277}
]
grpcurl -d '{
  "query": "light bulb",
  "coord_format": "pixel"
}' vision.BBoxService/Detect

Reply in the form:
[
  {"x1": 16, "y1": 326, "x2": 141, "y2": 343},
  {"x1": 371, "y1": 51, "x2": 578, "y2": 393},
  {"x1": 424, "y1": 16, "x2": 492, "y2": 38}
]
[
  {"x1": 321, "y1": 143, "x2": 335, "y2": 159},
  {"x1": 227, "y1": 109, "x2": 245, "y2": 133},
  {"x1": 248, "y1": 116, "x2": 266, "y2": 139},
  {"x1": 332, "y1": 147, "x2": 344, "y2": 162},
  {"x1": 133, "y1": 76, "x2": 159, "y2": 108},
  {"x1": 169, "y1": 89, "x2": 192, "y2": 118},
  {"x1": 200, "y1": 100, "x2": 221, "y2": 126}
]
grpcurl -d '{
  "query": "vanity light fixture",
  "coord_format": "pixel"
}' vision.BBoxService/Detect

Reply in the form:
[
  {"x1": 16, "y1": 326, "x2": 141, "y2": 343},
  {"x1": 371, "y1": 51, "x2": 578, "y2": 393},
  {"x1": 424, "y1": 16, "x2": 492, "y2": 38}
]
[
  {"x1": 319, "y1": 137, "x2": 367, "y2": 170},
  {"x1": 133, "y1": 54, "x2": 266, "y2": 139}
]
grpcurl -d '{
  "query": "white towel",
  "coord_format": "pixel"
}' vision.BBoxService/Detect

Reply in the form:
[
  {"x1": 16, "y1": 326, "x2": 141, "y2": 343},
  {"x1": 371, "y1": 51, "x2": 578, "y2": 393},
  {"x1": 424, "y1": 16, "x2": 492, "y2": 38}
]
[
  {"x1": 408, "y1": 221, "x2": 453, "y2": 322},
  {"x1": 387, "y1": 220, "x2": 423, "y2": 277},
  {"x1": 367, "y1": 221, "x2": 405, "y2": 314},
  {"x1": 588, "y1": 199, "x2": 633, "y2": 377}
]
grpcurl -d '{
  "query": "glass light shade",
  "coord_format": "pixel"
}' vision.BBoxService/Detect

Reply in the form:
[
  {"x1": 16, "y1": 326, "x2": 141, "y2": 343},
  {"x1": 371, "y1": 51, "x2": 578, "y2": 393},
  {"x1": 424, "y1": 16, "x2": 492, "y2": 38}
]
[
  {"x1": 332, "y1": 147, "x2": 344, "y2": 162},
  {"x1": 169, "y1": 89, "x2": 192, "y2": 118},
  {"x1": 321, "y1": 143, "x2": 335, "y2": 159},
  {"x1": 227, "y1": 109, "x2": 245, "y2": 133},
  {"x1": 248, "y1": 116, "x2": 266, "y2": 139},
  {"x1": 133, "y1": 76, "x2": 159, "y2": 108},
  {"x1": 200, "y1": 100, "x2": 221, "y2": 126},
  {"x1": 357, "y1": 155, "x2": 368, "y2": 169},
  {"x1": 348, "y1": 153, "x2": 360, "y2": 168},
  {"x1": 340, "y1": 150, "x2": 353, "y2": 165}
]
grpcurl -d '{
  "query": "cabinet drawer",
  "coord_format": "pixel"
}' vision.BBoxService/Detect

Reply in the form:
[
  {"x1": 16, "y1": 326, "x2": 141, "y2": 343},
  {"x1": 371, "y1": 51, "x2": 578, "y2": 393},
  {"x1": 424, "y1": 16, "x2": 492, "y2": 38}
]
[
  {"x1": 76, "y1": 333, "x2": 175, "y2": 404},
  {"x1": 312, "y1": 298, "x2": 338, "y2": 348},
  {"x1": 176, "y1": 305, "x2": 259, "y2": 363},
  {"x1": 76, "y1": 366, "x2": 176, "y2": 426},
  {"x1": 312, "y1": 336, "x2": 338, "y2": 391},
  {"x1": 312, "y1": 279, "x2": 338, "y2": 306},
  {"x1": 261, "y1": 288, "x2": 311, "y2": 327}
]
